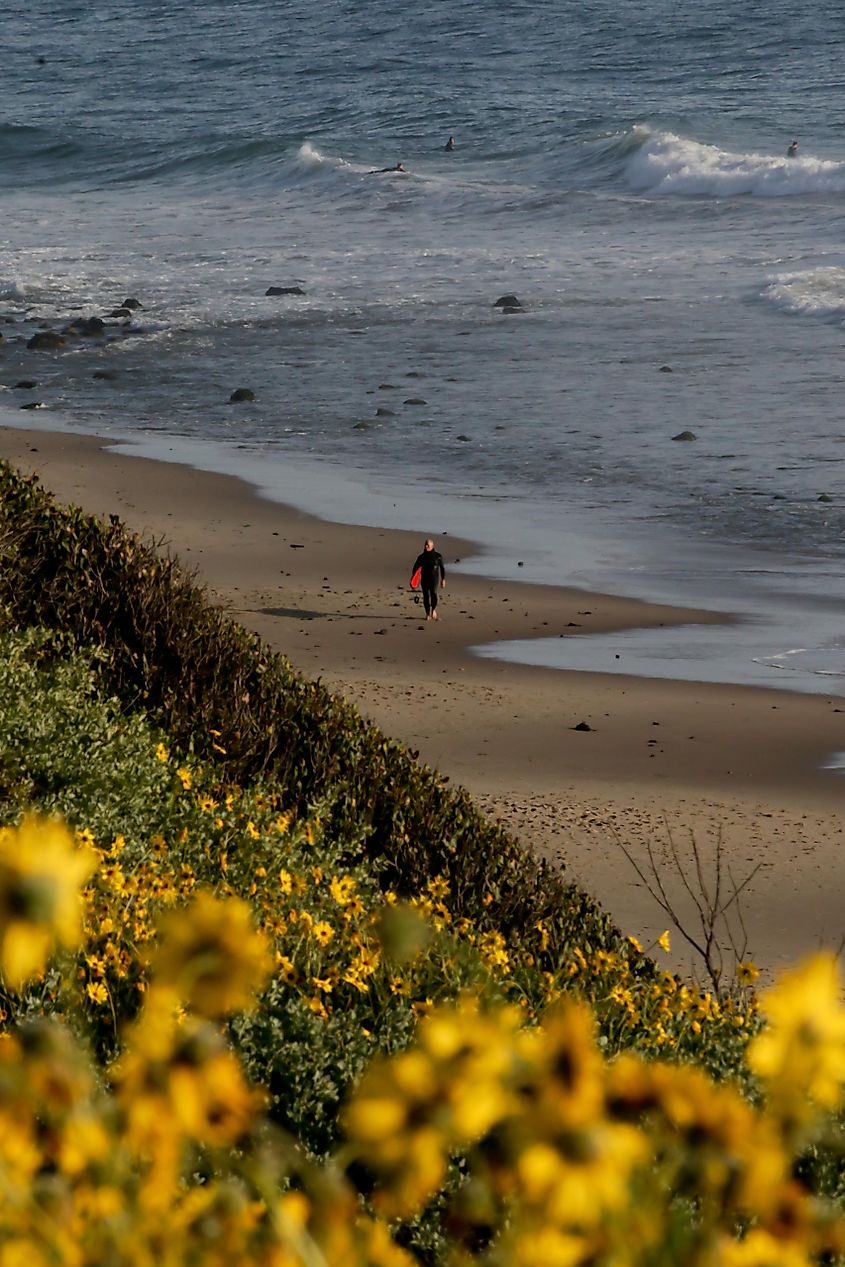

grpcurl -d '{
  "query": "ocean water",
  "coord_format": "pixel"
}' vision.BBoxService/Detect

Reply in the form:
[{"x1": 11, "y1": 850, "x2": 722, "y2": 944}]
[{"x1": 3, "y1": 0, "x2": 845, "y2": 694}]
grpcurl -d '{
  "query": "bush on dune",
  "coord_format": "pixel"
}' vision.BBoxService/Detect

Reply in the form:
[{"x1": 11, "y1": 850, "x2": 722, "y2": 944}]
[{"x1": 0, "y1": 629, "x2": 752, "y2": 1131}]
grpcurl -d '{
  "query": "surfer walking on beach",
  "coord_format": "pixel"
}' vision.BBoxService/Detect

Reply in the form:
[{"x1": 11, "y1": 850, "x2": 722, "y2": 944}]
[{"x1": 411, "y1": 538, "x2": 446, "y2": 621}]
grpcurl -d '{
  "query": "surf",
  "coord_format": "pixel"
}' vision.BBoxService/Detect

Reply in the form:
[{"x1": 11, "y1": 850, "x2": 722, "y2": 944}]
[
  {"x1": 625, "y1": 128, "x2": 845, "y2": 197},
  {"x1": 759, "y1": 268, "x2": 845, "y2": 321}
]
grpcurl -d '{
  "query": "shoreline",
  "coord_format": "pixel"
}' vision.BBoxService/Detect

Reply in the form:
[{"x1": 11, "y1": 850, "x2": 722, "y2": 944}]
[{"x1": 1, "y1": 423, "x2": 843, "y2": 976}]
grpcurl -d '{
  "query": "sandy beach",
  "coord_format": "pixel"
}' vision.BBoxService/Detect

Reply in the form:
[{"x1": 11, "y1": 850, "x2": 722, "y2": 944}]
[{"x1": 1, "y1": 425, "x2": 842, "y2": 980}]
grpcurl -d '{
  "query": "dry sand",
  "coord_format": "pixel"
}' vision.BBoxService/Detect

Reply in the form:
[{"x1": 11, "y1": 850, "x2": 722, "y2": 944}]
[{"x1": 1, "y1": 425, "x2": 843, "y2": 979}]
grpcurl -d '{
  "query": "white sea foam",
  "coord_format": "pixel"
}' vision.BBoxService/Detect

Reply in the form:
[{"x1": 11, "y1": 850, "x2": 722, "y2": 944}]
[
  {"x1": 297, "y1": 141, "x2": 330, "y2": 167},
  {"x1": 759, "y1": 268, "x2": 845, "y2": 319},
  {"x1": 626, "y1": 129, "x2": 845, "y2": 197}
]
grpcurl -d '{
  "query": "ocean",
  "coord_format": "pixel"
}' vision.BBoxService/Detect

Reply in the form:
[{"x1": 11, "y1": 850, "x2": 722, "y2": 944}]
[{"x1": 3, "y1": 0, "x2": 845, "y2": 694}]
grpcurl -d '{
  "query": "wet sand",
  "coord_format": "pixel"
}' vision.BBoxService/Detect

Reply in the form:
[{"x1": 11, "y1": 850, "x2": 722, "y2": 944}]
[{"x1": 1, "y1": 425, "x2": 842, "y2": 979}]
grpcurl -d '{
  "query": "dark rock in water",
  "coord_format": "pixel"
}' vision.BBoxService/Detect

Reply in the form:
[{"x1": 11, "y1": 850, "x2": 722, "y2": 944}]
[
  {"x1": 494, "y1": 294, "x2": 520, "y2": 307},
  {"x1": 456, "y1": 434, "x2": 472, "y2": 442},
  {"x1": 573, "y1": 721, "x2": 593, "y2": 732},
  {"x1": 378, "y1": 383, "x2": 395, "y2": 390},
  {"x1": 265, "y1": 286, "x2": 306, "y2": 296},
  {"x1": 229, "y1": 387, "x2": 255, "y2": 403},
  {"x1": 405, "y1": 370, "x2": 424, "y2": 378},
  {"x1": 27, "y1": 330, "x2": 66, "y2": 350},
  {"x1": 109, "y1": 308, "x2": 132, "y2": 319},
  {"x1": 353, "y1": 421, "x2": 369, "y2": 430},
  {"x1": 14, "y1": 380, "x2": 37, "y2": 389},
  {"x1": 122, "y1": 297, "x2": 143, "y2": 309},
  {"x1": 375, "y1": 407, "x2": 395, "y2": 417},
  {"x1": 20, "y1": 401, "x2": 44, "y2": 410},
  {"x1": 659, "y1": 365, "x2": 674, "y2": 373},
  {"x1": 404, "y1": 397, "x2": 427, "y2": 405},
  {"x1": 499, "y1": 304, "x2": 524, "y2": 314},
  {"x1": 64, "y1": 316, "x2": 105, "y2": 337},
  {"x1": 818, "y1": 493, "x2": 834, "y2": 503},
  {"x1": 93, "y1": 369, "x2": 116, "y2": 380},
  {"x1": 671, "y1": 430, "x2": 696, "y2": 442}
]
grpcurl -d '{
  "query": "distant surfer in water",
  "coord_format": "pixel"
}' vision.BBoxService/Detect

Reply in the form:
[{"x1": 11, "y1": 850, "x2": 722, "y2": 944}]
[
  {"x1": 786, "y1": 140, "x2": 799, "y2": 158},
  {"x1": 445, "y1": 136, "x2": 456, "y2": 151},
  {"x1": 411, "y1": 538, "x2": 446, "y2": 621},
  {"x1": 370, "y1": 162, "x2": 406, "y2": 173}
]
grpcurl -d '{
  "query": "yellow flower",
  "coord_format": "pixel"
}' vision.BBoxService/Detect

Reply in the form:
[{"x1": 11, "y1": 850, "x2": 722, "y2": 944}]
[
  {"x1": 147, "y1": 890, "x2": 272, "y2": 1017},
  {"x1": 246, "y1": 821, "x2": 260, "y2": 840},
  {"x1": 330, "y1": 875, "x2": 357, "y2": 906},
  {"x1": 343, "y1": 967, "x2": 371, "y2": 994},
  {"x1": 627, "y1": 935, "x2": 643, "y2": 953},
  {"x1": 427, "y1": 876, "x2": 450, "y2": 900},
  {"x1": 118, "y1": 1002, "x2": 262, "y2": 1150},
  {"x1": 176, "y1": 767, "x2": 192, "y2": 790},
  {"x1": 276, "y1": 954, "x2": 296, "y2": 983},
  {"x1": 101, "y1": 862, "x2": 126, "y2": 892},
  {"x1": 312, "y1": 922, "x2": 335, "y2": 948},
  {"x1": 737, "y1": 960, "x2": 760, "y2": 985},
  {"x1": 530, "y1": 1001, "x2": 606, "y2": 1130},
  {"x1": 155, "y1": 743, "x2": 169, "y2": 762},
  {"x1": 0, "y1": 816, "x2": 97, "y2": 990},
  {"x1": 279, "y1": 870, "x2": 293, "y2": 894},
  {"x1": 747, "y1": 953, "x2": 845, "y2": 1118},
  {"x1": 715, "y1": 1228, "x2": 811, "y2": 1267},
  {"x1": 657, "y1": 930, "x2": 671, "y2": 953},
  {"x1": 86, "y1": 981, "x2": 109, "y2": 1006}
]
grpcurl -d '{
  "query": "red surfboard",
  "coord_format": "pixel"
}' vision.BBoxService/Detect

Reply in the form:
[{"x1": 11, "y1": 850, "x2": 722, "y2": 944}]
[{"x1": 410, "y1": 566, "x2": 422, "y2": 590}]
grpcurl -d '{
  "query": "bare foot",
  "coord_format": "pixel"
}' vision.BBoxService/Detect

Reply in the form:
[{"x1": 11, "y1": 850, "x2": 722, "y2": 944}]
[{"x1": 432, "y1": 610, "x2": 438, "y2": 620}]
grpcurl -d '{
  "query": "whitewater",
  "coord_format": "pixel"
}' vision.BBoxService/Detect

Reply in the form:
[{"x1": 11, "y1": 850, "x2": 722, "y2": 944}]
[{"x1": 2, "y1": 0, "x2": 845, "y2": 694}]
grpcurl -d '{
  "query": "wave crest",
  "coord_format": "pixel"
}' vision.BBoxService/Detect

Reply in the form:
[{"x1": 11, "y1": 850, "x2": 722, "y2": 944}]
[
  {"x1": 760, "y1": 268, "x2": 845, "y2": 320},
  {"x1": 625, "y1": 129, "x2": 845, "y2": 197}
]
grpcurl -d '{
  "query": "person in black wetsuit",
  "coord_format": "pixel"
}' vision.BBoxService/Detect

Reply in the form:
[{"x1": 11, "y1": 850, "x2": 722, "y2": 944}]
[{"x1": 411, "y1": 537, "x2": 446, "y2": 620}]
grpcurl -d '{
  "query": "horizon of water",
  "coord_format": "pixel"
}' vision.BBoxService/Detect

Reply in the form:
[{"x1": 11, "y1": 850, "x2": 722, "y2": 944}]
[{"x1": 2, "y1": 0, "x2": 845, "y2": 696}]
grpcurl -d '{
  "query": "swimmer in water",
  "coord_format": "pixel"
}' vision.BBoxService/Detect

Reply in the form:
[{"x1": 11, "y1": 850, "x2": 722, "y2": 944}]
[
  {"x1": 786, "y1": 140, "x2": 799, "y2": 158},
  {"x1": 370, "y1": 162, "x2": 407, "y2": 173},
  {"x1": 445, "y1": 136, "x2": 456, "y2": 151}
]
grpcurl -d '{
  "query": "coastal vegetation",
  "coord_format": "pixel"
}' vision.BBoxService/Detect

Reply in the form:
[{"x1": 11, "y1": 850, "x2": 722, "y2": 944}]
[{"x1": 1, "y1": 460, "x2": 844, "y2": 1265}]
